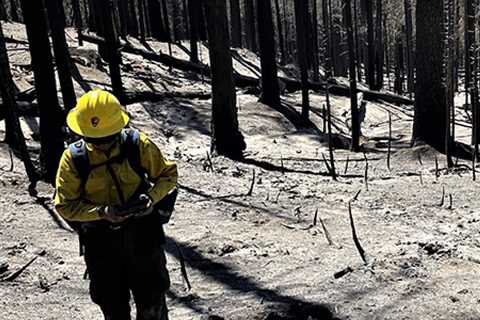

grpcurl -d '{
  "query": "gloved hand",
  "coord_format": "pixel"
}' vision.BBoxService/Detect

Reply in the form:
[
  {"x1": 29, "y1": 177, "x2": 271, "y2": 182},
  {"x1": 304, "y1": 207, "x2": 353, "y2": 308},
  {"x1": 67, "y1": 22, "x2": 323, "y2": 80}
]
[
  {"x1": 99, "y1": 205, "x2": 130, "y2": 224},
  {"x1": 130, "y1": 194, "x2": 154, "y2": 217}
]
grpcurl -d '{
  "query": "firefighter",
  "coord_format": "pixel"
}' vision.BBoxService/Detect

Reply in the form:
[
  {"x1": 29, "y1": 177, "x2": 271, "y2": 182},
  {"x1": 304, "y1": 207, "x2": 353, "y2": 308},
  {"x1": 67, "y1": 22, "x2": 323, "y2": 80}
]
[{"x1": 55, "y1": 89, "x2": 177, "y2": 320}]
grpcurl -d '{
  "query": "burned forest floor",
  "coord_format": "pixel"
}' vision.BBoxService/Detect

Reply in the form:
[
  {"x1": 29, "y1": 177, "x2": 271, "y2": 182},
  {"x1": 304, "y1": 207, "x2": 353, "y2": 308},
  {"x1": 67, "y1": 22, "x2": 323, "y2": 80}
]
[{"x1": 1, "y1": 22, "x2": 480, "y2": 320}]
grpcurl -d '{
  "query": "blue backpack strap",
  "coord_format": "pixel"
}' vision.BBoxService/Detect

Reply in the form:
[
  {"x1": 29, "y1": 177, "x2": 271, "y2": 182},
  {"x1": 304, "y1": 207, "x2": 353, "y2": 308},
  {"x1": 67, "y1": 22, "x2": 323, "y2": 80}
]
[
  {"x1": 68, "y1": 140, "x2": 91, "y2": 191},
  {"x1": 121, "y1": 128, "x2": 146, "y2": 180}
]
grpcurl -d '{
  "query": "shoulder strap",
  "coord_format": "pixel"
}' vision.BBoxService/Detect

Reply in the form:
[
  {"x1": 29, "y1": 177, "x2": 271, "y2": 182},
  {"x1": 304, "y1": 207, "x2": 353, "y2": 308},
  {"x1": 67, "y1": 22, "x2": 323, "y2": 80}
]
[
  {"x1": 121, "y1": 128, "x2": 146, "y2": 180},
  {"x1": 69, "y1": 140, "x2": 91, "y2": 190}
]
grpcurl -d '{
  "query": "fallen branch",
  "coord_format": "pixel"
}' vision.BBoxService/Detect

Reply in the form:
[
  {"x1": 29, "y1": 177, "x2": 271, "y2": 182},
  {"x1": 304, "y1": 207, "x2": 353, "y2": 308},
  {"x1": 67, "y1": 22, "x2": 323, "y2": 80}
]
[
  {"x1": 1, "y1": 256, "x2": 38, "y2": 282},
  {"x1": 387, "y1": 112, "x2": 392, "y2": 171},
  {"x1": 348, "y1": 202, "x2": 368, "y2": 265},
  {"x1": 351, "y1": 189, "x2": 362, "y2": 202},
  {"x1": 344, "y1": 155, "x2": 350, "y2": 175},
  {"x1": 439, "y1": 186, "x2": 445, "y2": 207},
  {"x1": 363, "y1": 152, "x2": 369, "y2": 191},
  {"x1": 319, "y1": 217, "x2": 334, "y2": 246},
  {"x1": 246, "y1": 169, "x2": 256, "y2": 196},
  {"x1": 313, "y1": 209, "x2": 318, "y2": 226},
  {"x1": 280, "y1": 223, "x2": 313, "y2": 231},
  {"x1": 334, "y1": 266, "x2": 354, "y2": 279},
  {"x1": 80, "y1": 34, "x2": 415, "y2": 105}
]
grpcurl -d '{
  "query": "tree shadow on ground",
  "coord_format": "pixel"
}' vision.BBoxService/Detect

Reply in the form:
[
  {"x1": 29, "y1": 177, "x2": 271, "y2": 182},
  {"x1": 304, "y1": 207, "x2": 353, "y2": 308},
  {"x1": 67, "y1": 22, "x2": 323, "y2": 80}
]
[
  {"x1": 239, "y1": 157, "x2": 363, "y2": 179},
  {"x1": 165, "y1": 236, "x2": 341, "y2": 320},
  {"x1": 178, "y1": 184, "x2": 300, "y2": 223}
]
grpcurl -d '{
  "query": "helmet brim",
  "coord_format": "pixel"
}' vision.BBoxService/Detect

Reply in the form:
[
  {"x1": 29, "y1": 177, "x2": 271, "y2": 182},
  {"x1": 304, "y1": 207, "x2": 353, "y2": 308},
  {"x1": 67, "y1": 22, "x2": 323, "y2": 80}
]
[{"x1": 67, "y1": 108, "x2": 130, "y2": 138}]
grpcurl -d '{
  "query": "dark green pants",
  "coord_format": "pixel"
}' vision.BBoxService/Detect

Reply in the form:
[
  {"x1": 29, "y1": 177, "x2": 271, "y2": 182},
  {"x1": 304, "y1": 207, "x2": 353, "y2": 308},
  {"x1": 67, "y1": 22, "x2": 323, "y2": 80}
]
[{"x1": 83, "y1": 215, "x2": 170, "y2": 320}]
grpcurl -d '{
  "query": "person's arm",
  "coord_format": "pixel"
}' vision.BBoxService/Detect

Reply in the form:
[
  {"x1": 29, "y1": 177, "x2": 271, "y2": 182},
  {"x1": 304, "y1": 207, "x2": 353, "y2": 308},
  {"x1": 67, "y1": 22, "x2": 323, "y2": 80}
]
[
  {"x1": 139, "y1": 133, "x2": 178, "y2": 205},
  {"x1": 54, "y1": 149, "x2": 104, "y2": 222}
]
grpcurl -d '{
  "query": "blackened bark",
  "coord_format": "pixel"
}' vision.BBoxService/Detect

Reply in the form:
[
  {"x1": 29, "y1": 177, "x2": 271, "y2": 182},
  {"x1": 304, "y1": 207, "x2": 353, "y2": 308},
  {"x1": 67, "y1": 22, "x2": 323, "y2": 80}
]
[
  {"x1": 274, "y1": 0, "x2": 285, "y2": 64},
  {"x1": 354, "y1": 0, "x2": 362, "y2": 82},
  {"x1": 182, "y1": 0, "x2": 189, "y2": 36},
  {"x1": 465, "y1": 0, "x2": 475, "y2": 102},
  {"x1": 394, "y1": 34, "x2": 404, "y2": 94},
  {"x1": 294, "y1": 0, "x2": 310, "y2": 121},
  {"x1": 72, "y1": 0, "x2": 84, "y2": 45},
  {"x1": 87, "y1": 0, "x2": 96, "y2": 31},
  {"x1": 375, "y1": 0, "x2": 383, "y2": 89},
  {"x1": 230, "y1": 0, "x2": 242, "y2": 48},
  {"x1": 161, "y1": 0, "x2": 171, "y2": 42},
  {"x1": 45, "y1": 0, "x2": 77, "y2": 110},
  {"x1": 344, "y1": 0, "x2": 360, "y2": 151},
  {"x1": 188, "y1": 0, "x2": 199, "y2": 63},
  {"x1": 322, "y1": 0, "x2": 332, "y2": 77},
  {"x1": 19, "y1": 0, "x2": 64, "y2": 183},
  {"x1": 312, "y1": 0, "x2": 320, "y2": 82},
  {"x1": 0, "y1": 0, "x2": 7, "y2": 20},
  {"x1": 138, "y1": 0, "x2": 146, "y2": 41},
  {"x1": 99, "y1": 0, "x2": 124, "y2": 103},
  {"x1": 128, "y1": 0, "x2": 139, "y2": 37},
  {"x1": 10, "y1": 0, "x2": 19, "y2": 22},
  {"x1": 365, "y1": 0, "x2": 375, "y2": 89},
  {"x1": 412, "y1": 0, "x2": 446, "y2": 149},
  {"x1": 0, "y1": 21, "x2": 38, "y2": 182},
  {"x1": 257, "y1": 0, "x2": 280, "y2": 107},
  {"x1": 172, "y1": 0, "x2": 182, "y2": 41},
  {"x1": 148, "y1": 0, "x2": 166, "y2": 40},
  {"x1": 245, "y1": 0, "x2": 257, "y2": 53},
  {"x1": 203, "y1": 0, "x2": 246, "y2": 159},
  {"x1": 404, "y1": 0, "x2": 414, "y2": 96}
]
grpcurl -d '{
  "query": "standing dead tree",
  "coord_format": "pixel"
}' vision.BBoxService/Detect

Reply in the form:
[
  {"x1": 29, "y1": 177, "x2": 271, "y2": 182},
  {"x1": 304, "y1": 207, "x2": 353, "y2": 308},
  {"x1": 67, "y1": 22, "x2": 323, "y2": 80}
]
[
  {"x1": 204, "y1": 0, "x2": 246, "y2": 159},
  {"x1": 294, "y1": 0, "x2": 310, "y2": 122},
  {"x1": 0, "y1": 21, "x2": 38, "y2": 183},
  {"x1": 344, "y1": 0, "x2": 360, "y2": 152},
  {"x1": 257, "y1": 0, "x2": 281, "y2": 107},
  {"x1": 45, "y1": 0, "x2": 76, "y2": 110},
  {"x1": 19, "y1": 0, "x2": 64, "y2": 183}
]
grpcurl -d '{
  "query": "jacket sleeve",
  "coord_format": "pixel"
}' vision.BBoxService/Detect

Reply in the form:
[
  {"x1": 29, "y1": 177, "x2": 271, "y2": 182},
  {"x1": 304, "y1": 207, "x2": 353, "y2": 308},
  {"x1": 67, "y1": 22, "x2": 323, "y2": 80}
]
[
  {"x1": 139, "y1": 133, "x2": 178, "y2": 204},
  {"x1": 54, "y1": 149, "x2": 103, "y2": 222}
]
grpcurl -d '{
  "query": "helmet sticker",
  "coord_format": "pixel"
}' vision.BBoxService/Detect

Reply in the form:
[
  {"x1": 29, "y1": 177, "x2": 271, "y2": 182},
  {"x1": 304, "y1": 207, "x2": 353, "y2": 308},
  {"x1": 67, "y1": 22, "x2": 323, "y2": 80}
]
[{"x1": 91, "y1": 116, "x2": 100, "y2": 127}]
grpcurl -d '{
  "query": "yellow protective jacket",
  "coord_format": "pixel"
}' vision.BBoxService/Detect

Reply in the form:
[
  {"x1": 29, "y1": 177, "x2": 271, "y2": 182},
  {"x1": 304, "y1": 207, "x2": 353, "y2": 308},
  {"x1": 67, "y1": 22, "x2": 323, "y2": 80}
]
[{"x1": 54, "y1": 132, "x2": 178, "y2": 222}]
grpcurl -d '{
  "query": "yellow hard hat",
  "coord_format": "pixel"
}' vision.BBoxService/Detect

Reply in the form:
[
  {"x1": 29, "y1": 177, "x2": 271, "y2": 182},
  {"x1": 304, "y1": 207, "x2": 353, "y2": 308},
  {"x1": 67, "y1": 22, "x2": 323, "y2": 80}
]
[{"x1": 67, "y1": 90, "x2": 129, "y2": 138}]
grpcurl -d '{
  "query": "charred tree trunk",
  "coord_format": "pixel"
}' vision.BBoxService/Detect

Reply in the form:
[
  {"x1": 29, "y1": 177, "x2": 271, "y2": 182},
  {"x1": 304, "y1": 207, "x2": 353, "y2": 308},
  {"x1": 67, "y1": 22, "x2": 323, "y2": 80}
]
[
  {"x1": 465, "y1": 0, "x2": 475, "y2": 108},
  {"x1": 394, "y1": 33, "x2": 404, "y2": 94},
  {"x1": 203, "y1": 0, "x2": 246, "y2": 159},
  {"x1": 344, "y1": 0, "x2": 360, "y2": 151},
  {"x1": 384, "y1": 13, "x2": 390, "y2": 89},
  {"x1": 45, "y1": 0, "x2": 77, "y2": 110},
  {"x1": 375, "y1": 0, "x2": 383, "y2": 89},
  {"x1": 257, "y1": 0, "x2": 280, "y2": 107},
  {"x1": 100, "y1": 0, "x2": 124, "y2": 103},
  {"x1": 404, "y1": 0, "x2": 414, "y2": 97},
  {"x1": 19, "y1": 0, "x2": 64, "y2": 183},
  {"x1": 161, "y1": 0, "x2": 171, "y2": 42},
  {"x1": 0, "y1": 21, "x2": 38, "y2": 183},
  {"x1": 188, "y1": 0, "x2": 199, "y2": 63},
  {"x1": 412, "y1": 0, "x2": 446, "y2": 149},
  {"x1": 294, "y1": 0, "x2": 310, "y2": 122},
  {"x1": 0, "y1": 0, "x2": 7, "y2": 20},
  {"x1": 10, "y1": 0, "x2": 19, "y2": 22},
  {"x1": 172, "y1": 0, "x2": 182, "y2": 41},
  {"x1": 365, "y1": 0, "x2": 375, "y2": 89},
  {"x1": 353, "y1": 0, "x2": 362, "y2": 82},
  {"x1": 148, "y1": 0, "x2": 165, "y2": 40},
  {"x1": 274, "y1": 0, "x2": 285, "y2": 64},
  {"x1": 230, "y1": 0, "x2": 242, "y2": 48},
  {"x1": 322, "y1": 0, "x2": 332, "y2": 77},
  {"x1": 312, "y1": 0, "x2": 320, "y2": 82},
  {"x1": 138, "y1": 0, "x2": 147, "y2": 41},
  {"x1": 128, "y1": 0, "x2": 139, "y2": 37},
  {"x1": 245, "y1": 0, "x2": 257, "y2": 53},
  {"x1": 72, "y1": 0, "x2": 84, "y2": 45}
]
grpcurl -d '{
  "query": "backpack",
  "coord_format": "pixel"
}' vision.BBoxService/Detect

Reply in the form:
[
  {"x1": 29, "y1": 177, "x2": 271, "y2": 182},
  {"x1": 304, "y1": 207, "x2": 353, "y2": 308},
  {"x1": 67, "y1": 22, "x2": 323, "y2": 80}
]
[{"x1": 68, "y1": 128, "x2": 177, "y2": 239}]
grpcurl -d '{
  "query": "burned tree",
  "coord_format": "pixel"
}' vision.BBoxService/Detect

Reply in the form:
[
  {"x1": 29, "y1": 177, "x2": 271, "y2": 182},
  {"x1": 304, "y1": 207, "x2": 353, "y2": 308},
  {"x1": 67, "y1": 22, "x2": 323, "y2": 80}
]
[
  {"x1": 230, "y1": 0, "x2": 242, "y2": 48},
  {"x1": 344, "y1": 0, "x2": 360, "y2": 151},
  {"x1": 45, "y1": 0, "x2": 76, "y2": 110},
  {"x1": 404, "y1": 0, "x2": 414, "y2": 96},
  {"x1": 0, "y1": 21, "x2": 37, "y2": 182},
  {"x1": 19, "y1": 0, "x2": 64, "y2": 183},
  {"x1": 294, "y1": 0, "x2": 310, "y2": 122},
  {"x1": 204, "y1": 0, "x2": 246, "y2": 159},
  {"x1": 412, "y1": 0, "x2": 446, "y2": 149},
  {"x1": 257, "y1": 0, "x2": 280, "y2": 107}
]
